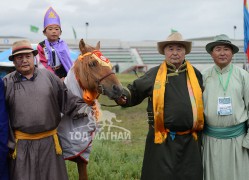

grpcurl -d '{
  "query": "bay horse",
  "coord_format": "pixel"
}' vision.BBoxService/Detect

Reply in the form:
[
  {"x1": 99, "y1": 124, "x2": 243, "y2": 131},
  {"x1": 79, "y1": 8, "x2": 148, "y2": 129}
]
[{"x1": 57, "y1": 39, "x2": 123, "y2": 180}]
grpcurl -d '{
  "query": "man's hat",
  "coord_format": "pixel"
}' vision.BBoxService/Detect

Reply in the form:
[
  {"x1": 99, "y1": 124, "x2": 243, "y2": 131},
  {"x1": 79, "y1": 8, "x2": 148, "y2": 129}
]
[
  {"x1": 157, "y1": 32, "x2": 192, "y2": 55},
  {"x1": 9, "y1": 40, "x2": 38, "y2": 61},
  {"x1": 43, "y1": 7, "x2": 61, "y2": 31},
  {"x1": 205, "y1": 34, "x2": 239, "y2": 54}
]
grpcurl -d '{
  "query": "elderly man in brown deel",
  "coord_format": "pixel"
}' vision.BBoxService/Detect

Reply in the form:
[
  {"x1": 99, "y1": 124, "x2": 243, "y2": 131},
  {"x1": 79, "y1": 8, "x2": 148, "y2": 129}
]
[
  {"x1": 3, "y1": 40, "x2": 91, "y2": 180},
  {"x1": 116, "y1": 32, "x2": 204, "y2": 180}
]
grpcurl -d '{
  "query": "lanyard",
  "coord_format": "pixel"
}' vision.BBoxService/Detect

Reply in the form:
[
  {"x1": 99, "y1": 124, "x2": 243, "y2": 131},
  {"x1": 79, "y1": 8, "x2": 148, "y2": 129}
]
[{"x1": 215, "y1": 65, "x2": 233, "y2": 95}]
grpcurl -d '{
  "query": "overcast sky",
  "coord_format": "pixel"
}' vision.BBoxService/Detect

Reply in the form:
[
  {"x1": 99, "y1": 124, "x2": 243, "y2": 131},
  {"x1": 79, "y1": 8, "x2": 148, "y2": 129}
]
[{"x1": 0, "y1": 0, "x2": 244, "y2": 42}]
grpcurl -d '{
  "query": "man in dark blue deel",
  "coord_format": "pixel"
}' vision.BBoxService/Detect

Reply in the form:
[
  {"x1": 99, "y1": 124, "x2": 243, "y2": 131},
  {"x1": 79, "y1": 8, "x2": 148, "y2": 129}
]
[{"x1": 0, "y1": 78, "x2": 9, "y2": 180}]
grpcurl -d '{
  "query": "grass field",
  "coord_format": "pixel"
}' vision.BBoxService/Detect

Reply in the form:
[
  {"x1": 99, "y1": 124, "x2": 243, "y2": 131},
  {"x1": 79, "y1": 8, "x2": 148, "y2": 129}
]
[{"x1": 66, "y1": 73, "x2": 149, "y2": 180}]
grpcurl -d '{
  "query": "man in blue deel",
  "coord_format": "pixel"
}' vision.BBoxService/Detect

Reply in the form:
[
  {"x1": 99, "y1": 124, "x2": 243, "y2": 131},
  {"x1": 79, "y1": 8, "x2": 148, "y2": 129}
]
[{"x1": 0, "y1": 78, "x2": 9, "y2": 180}]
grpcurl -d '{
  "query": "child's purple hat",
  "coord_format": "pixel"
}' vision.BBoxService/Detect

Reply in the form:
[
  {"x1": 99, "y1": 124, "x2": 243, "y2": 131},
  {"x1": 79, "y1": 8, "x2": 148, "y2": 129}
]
[{"x1": 43, "y1": 7, "x2": 61, "y2": 31}]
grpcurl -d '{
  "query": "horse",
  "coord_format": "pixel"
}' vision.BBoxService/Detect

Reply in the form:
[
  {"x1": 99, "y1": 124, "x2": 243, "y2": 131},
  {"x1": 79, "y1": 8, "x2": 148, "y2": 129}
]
[{"x1": 57, "y1": 39, "x2": 123, "y2": 180}]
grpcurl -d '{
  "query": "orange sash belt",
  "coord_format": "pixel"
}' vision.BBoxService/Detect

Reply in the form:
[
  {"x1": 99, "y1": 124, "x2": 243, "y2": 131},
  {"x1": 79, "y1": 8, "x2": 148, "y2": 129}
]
[
  {"x1": 164, "y1": 129, "x2": 198, "y2": 141},
  {"x1": 150, "y1": 125, "x2": 198, "y2": 141},
  {"x1": 12, "y1": 129, "x2": 62, "y2": 159}
]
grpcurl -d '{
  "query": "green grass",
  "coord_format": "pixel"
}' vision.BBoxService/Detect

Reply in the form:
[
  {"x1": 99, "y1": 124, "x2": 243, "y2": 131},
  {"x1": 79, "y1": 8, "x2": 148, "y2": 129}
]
[{"x1": 66, "y1": 73, "x2": 148, "y2": 180}]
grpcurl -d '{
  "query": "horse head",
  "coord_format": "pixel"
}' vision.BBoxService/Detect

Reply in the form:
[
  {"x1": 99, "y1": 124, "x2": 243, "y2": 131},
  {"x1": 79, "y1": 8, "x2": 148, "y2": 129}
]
[{"x1": 74, "y1": 39, "x2": 123, "y2": 103}]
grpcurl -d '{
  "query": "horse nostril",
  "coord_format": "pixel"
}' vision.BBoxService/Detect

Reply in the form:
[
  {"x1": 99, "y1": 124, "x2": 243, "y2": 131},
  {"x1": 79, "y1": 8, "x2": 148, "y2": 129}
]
[{"x1": 112, "y1": 84, "x2": 122, "y2": 95}]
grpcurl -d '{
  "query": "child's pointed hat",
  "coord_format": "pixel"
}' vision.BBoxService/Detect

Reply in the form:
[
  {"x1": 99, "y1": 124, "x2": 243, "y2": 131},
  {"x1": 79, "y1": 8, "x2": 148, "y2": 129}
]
[{"x1": 43, "y1": 7, "x2": 61, "y2": 31}]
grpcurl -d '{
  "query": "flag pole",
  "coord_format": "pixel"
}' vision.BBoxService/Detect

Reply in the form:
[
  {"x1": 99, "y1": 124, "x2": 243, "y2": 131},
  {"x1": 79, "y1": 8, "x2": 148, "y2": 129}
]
[
  {"x1": 85, "y1": 22, "x2": 89, "y2": 41},
  {"x1": 233, "y1": 26, "x2": 237, "y2": 39}
]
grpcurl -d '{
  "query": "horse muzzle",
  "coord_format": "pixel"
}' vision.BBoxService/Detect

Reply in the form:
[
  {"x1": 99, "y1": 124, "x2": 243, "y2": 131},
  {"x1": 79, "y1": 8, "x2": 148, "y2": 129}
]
[{"x1": 98, "y1": 84, "x2": 123, "y2": 100}]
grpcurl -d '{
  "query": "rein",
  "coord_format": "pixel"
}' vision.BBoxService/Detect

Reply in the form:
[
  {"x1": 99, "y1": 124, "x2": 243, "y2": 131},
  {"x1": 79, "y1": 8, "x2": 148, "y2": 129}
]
[
  {"x1": 100, "y1": 103, "x2": 119, "y2": 107},
  {"x1": 97, "y1": 71, "x2": 115, "y2": 84}
]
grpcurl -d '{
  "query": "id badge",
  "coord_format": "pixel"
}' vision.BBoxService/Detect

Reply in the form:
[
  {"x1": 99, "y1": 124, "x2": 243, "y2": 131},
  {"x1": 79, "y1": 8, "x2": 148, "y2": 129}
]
[{"x1": 217, "y1": 97, "x2": 232, "y2": 115}]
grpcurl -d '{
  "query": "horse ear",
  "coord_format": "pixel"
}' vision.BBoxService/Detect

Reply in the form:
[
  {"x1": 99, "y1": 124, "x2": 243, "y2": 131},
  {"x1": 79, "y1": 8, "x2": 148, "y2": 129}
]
[
  {"x1": 96, "y1": 41, "x2": 100, "y2": 50},
  {"x1": 79, "y1": 39, "x2": 86, "y2": 54}
]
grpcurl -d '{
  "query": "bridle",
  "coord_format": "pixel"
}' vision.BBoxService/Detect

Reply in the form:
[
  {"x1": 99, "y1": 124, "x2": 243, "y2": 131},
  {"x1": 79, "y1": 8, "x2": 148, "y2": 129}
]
[
  {"x1": 96, "y1": 71, "x2": 115, "y2": 95},
  {"x1": 97, "y1": 71, "x2": 114, "y2": 84}
]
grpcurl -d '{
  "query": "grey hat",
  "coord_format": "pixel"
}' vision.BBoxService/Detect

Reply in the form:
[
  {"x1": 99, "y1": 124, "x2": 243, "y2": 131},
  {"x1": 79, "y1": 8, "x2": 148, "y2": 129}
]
[
  {"x1": 205, "y1": 34, "x2": 239, "y2": 54},
  {"x1": 157, "y1": 32, "x2": 192, "y2": 55}
]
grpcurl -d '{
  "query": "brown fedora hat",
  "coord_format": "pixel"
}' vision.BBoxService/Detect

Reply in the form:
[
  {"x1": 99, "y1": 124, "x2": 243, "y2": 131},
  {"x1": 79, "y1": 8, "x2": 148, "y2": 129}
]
[
  {"x1": 157, "y1": 32, "x2": 192, "y2": 55},
  {"x1": 9, "y1": 40, "x2": 38, "y2": 61}
]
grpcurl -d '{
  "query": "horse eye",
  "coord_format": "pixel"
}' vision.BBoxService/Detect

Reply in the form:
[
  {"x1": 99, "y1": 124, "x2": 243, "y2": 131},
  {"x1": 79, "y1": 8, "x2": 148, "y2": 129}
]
[{"x1": 89, "y1": 60, "x2": 98, "y2": 67}]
